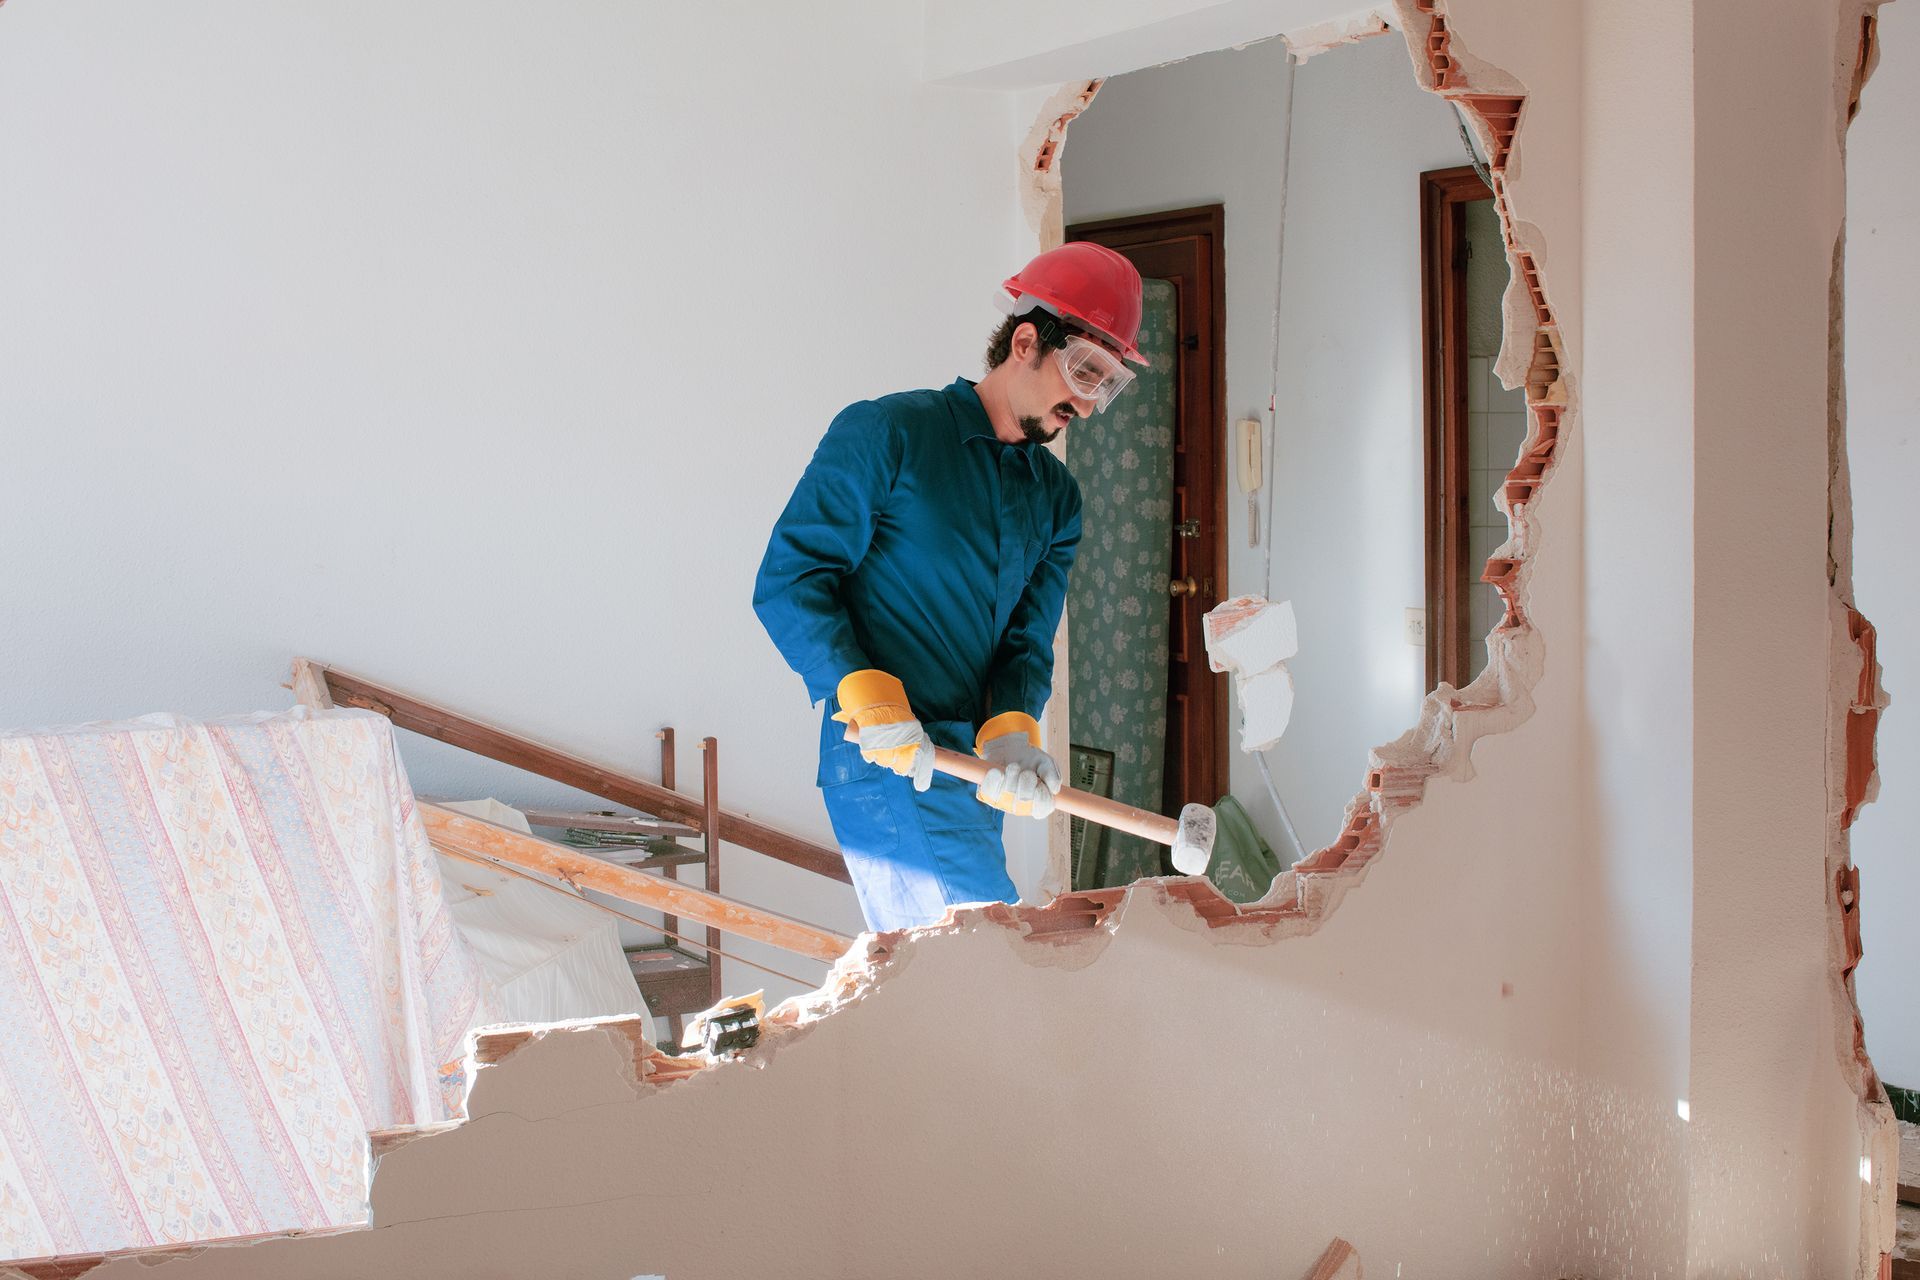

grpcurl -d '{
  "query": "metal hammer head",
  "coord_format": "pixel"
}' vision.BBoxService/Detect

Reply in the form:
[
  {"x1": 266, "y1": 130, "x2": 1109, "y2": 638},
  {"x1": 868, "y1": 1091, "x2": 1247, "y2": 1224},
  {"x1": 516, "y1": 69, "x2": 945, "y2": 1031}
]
[{"x1": 1169, "y1": 802, "x2": 1217, "y2": 876}]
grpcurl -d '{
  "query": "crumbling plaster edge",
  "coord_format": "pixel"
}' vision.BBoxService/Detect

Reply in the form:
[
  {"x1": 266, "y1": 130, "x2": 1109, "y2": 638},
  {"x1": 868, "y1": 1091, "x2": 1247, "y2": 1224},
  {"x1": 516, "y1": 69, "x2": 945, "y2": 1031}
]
[
  {"x1": 1827, "y1": 4, "x2": 1900, "y2": 1274},
  {"x1": 440, "y1": 0, "x2": 1581, "y2": 1117},
  {"x1": 505, "y1": 0, "x2": 1581, "y2": 1094}
]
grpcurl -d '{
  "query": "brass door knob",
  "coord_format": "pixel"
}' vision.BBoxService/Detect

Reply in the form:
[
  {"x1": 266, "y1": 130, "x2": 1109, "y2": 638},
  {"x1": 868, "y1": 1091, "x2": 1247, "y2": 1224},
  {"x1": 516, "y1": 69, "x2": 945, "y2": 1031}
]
[{"x1": 1168, "y1": 576, "x2": 1199, "y2": 597}]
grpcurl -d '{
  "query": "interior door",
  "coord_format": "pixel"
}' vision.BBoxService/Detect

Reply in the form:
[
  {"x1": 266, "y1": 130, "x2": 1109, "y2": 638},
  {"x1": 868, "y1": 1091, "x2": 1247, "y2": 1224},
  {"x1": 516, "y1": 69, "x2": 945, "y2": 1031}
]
[{"x1": 1066, "y1": 206, "x2": 1228, "y2": 846}]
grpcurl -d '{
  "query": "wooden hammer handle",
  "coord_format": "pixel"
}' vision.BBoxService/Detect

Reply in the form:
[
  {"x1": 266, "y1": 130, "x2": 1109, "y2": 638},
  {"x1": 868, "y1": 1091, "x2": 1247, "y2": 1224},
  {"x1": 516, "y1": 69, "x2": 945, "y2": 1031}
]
[{"x1": 843, "y1": 723, "x2": 1181, "y2": 848}]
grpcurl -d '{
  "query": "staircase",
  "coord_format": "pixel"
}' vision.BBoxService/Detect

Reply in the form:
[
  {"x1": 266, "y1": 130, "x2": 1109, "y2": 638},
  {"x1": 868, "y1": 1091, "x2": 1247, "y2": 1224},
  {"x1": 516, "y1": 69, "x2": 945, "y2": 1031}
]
[{"x1": 289, "y1": 659, "x2": 852, "y2": 1047}]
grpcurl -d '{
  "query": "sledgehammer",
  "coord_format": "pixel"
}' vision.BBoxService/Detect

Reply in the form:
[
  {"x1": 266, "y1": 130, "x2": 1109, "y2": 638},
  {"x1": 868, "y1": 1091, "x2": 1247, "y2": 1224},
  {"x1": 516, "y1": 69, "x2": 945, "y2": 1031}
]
[{"x1": 844, "y1": 723, "x2": 1217, "y2": 875}]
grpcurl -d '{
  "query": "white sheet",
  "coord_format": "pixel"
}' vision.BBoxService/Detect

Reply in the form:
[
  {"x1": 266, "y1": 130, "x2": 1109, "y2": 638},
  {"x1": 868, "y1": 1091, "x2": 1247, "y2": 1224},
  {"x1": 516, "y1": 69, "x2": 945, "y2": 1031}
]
[{"x1": 435, "y1": 799, "x2": 650, "y2": 1026}]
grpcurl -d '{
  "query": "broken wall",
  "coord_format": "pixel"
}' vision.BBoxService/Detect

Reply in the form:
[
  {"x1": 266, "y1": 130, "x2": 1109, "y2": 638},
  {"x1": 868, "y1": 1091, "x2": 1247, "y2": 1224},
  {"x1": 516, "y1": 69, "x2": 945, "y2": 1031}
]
[
  {"x1": 0, "y1": 0, "x2": 1890, "y2": 1274},
  {"x1": 1846, "y1": 0, "x2": 1920, "y2": 1095},
  {"x1": 1064, "y1": 31, "x2": 1479, "y2": 852}
]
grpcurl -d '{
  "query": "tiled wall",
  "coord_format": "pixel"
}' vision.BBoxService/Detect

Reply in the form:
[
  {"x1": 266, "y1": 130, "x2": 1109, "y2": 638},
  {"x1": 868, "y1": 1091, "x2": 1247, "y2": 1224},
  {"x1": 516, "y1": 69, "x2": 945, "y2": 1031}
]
[{"x1": 1465, "y1": 356, "x2": 1529, "y2": 679}]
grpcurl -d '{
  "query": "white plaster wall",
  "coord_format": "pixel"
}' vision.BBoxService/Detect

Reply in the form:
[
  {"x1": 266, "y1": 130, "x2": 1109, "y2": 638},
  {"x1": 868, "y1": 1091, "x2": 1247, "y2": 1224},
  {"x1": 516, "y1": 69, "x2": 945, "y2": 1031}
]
[
  {"x1": 928, "y1": 0, "x2": 1371, "y2": 88},
  {"x1": 1688, "y1": 0, "x2": 1871, "y2": 1271},
  {"x1": 1847, "y1": 0, "x2": 1920, "y2": 1094},
  {"x1": 1573, "y1": 0, "x2": 1696, "y2": 1153},
  {"x1": 87, "y1": 887, "x2": 1607, "y2": 1280},
  {"x1": 1064, "y1": 33, "x2": 1473, "y2": 853},
  {"x1": 0, "y1": 0, "x2": 1036, "y2": 1010}
]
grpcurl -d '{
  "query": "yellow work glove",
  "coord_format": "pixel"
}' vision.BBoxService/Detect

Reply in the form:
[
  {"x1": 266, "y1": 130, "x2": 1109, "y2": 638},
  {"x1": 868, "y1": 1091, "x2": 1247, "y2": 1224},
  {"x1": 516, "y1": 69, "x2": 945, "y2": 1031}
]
[
  {"x1": 974, "y1": 711, "x2": 1062, "y2": 820},
  {"x1": 832, "y1": 670, "x2": 934, "y2": 791}
]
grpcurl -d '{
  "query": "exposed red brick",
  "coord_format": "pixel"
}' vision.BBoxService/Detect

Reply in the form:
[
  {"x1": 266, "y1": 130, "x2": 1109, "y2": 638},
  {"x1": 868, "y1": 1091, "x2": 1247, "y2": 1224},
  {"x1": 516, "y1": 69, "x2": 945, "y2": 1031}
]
[
  {"x1": 1426, "y1": 14, "x2": 1460, "y2": 89},
  {"x1": 1297, "y1": 808, "x2": 1383, "y2": 875},
  {"x1": 1454, "y1": 94, "x2": 1525, "y2": 171},
  {"x1": 1529, "y1": 403, "x2": 1563, "y2": 454},
  {"x1": 1843, "y1": 607, "x2": 1882, "y2": 826},
  {"x1": 1482, "y1": 556, "x2": 1525, "y2": 628},
  {"x1": 1838, "y1": 864, "x2": 1863, "y2": 977},
  {"x1": 1030, "y1": 81, "x2": 1101, "y2": 175},
  {"x1": 1849, "y1": 13, "x2": 1879, "y2": 122},
  {"x1": 1514, "y1": 250, "x2": 1552, "y2": 326},
  {"x1": 1159, "y1": 877, "x2": 1244, "y2": 926},
  {"x1": 1367, "y1": 763, "x2": 1433, "y2": 811},
  {"x1": 1525, "y1": 326, "x2": 1561, "y2": 401}
]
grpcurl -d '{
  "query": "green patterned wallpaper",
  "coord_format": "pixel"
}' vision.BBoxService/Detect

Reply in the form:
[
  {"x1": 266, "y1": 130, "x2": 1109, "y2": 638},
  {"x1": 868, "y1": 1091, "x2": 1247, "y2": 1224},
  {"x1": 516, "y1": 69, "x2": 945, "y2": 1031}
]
[{"x1": 1066, "y1": 278, "x2": 1177, "y2": 886}]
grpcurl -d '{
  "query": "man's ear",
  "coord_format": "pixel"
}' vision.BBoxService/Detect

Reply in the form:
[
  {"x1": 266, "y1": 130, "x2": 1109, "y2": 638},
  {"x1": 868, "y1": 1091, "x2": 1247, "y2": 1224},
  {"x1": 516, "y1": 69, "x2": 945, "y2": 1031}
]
[{"x1": 1010, "y1": 320, "x2": 1038, "y2": 362}]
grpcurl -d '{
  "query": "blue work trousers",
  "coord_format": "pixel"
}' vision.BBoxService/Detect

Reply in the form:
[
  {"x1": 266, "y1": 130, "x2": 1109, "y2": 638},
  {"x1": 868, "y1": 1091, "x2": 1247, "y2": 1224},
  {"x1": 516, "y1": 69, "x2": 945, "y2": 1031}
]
[{"x1": 816, "y1": 708, "x2": 1016, "y2": 932}]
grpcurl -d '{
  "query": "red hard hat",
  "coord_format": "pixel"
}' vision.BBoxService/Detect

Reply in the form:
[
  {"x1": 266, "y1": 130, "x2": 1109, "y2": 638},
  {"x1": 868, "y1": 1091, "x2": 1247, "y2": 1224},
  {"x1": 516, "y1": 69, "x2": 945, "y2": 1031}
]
[{"x1": 1001, "y1": 242, "x2": 1149, "y2": 366}]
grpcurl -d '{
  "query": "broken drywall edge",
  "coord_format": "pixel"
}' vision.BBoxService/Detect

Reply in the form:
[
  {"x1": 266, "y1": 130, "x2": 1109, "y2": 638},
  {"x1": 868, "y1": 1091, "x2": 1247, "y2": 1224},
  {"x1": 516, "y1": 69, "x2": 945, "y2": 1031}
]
[
  {"x1": 1284, "y1": 9, "x2": 1395, "y2": 63},
  {"x1": 1827, "y1": 7, "x2": 1900, "y2": 1273},
  {"x1": 1391, "y1": 0, "x2": 1526, "y2": 99},
  {"x1": 1006, "y1": 1, "x2": 1574, "y2": 917},
  {"x1": 1017, "y1": 78, "x2": 1102, "y2": 246}
]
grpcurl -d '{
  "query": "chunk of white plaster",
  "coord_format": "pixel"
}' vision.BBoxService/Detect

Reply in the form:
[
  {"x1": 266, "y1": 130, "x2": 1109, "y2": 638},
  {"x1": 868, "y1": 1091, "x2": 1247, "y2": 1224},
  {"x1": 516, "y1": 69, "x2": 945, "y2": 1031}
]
[
  {"x1": 1236, "y1": 664, "x2": 1296, "y2": 753},
  {"x1": 1204, "y1": 595, "x2": 1299, "y2": 675}
]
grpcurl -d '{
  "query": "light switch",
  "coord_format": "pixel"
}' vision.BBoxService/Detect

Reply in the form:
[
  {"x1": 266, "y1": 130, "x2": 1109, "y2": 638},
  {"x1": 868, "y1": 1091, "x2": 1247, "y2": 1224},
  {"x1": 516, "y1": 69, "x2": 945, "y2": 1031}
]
[{"x1": 1405, "y1": 607, "x2": 1427, "y2": 646}]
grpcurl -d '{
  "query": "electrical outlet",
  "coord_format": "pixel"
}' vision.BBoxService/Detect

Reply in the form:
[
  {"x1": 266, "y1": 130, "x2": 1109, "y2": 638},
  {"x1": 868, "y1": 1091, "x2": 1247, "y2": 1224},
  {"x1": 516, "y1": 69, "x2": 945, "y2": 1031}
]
[{"x1": 1405, "y1": 607, "x2": 1427, "y2": 646}]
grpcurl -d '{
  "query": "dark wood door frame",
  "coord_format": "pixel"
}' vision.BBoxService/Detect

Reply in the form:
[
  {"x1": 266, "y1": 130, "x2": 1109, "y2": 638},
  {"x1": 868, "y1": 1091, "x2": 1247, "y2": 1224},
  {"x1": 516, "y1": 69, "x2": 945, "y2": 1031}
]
[
  {"x1": 1419, "y1": 166, "x2": 1492, "y2": 692},
  {"x1": 1065, "y1": 204, "x2": 1228, "y2": 822}
]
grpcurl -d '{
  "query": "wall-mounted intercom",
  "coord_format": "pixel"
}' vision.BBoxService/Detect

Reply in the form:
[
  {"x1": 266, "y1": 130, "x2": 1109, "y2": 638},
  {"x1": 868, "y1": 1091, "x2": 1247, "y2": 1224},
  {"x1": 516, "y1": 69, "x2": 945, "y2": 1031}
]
[{"x1": 1237, "y1": 417, "x2": 1264, "y2": 546}]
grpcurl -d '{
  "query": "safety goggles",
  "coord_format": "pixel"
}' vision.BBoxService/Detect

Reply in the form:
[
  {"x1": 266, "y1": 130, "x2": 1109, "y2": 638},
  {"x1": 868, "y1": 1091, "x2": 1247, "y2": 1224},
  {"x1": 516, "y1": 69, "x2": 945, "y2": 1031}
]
[{"x1": 1055, "y1": 335, "x2": 1136, "y2": 413}]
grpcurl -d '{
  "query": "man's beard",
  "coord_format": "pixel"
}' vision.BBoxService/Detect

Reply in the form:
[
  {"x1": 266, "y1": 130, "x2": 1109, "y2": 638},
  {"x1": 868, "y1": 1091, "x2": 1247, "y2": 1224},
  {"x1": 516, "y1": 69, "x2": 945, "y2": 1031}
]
[{"x1": 1017, "y1": 402, "x2": 1075, "y2": 445}]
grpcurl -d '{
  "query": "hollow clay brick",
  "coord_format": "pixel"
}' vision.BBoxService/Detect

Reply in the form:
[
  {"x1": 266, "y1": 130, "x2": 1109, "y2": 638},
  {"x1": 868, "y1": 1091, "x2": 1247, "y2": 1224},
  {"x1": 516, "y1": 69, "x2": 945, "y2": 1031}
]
[
  {"x1": 1455, "y1": 95, "x2": 1524, "y2": 171},
  {"x1": 1516, "y1": 251, "x2": 1552, "y2": 325},
  {"x1": 1838, "y1": 864, "x2": 1863, "y2": 976},
  {"x1": 1843, "y1": 607, "x2": 1884, "y2": 826},
  {"x1": 1427, "y1": 16, "x2": 1459, "y2": 89}
]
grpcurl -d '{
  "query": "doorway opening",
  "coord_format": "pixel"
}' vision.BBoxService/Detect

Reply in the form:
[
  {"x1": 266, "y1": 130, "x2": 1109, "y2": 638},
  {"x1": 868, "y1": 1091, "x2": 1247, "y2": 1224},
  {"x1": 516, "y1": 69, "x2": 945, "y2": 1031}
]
[
  {"x1": 1420, "y1": 163, "x2": 1521, "y2": 691},
  {"x1": 1061, "y1": 205, "x2": 1228, "y2": 888}
]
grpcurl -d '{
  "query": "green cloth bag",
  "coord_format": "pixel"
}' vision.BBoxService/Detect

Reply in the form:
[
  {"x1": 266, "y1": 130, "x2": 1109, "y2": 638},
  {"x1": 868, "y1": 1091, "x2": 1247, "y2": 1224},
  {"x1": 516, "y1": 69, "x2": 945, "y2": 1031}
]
[{"x1": 1204, "y1": 794, "x2": 1285, "y2": 903}]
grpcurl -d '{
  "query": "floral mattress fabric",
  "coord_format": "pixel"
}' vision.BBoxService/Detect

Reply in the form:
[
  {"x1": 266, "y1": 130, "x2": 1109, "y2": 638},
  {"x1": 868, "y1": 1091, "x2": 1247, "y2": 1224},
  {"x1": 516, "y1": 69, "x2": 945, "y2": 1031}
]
[{"x1": 0, "y1": 709, "x2": 495, "y2": 1260}]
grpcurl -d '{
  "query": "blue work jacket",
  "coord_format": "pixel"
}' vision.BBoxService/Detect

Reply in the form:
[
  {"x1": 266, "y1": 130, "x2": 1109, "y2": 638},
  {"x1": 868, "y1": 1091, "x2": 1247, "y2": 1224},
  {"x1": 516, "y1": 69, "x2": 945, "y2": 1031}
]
[{"x1": 753, "y1": 378, "x2": 1082, "y2": 777}]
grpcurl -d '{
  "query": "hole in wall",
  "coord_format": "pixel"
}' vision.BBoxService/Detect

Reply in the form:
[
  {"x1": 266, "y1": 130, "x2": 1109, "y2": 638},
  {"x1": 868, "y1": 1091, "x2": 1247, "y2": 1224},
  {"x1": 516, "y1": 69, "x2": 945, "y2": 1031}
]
[
  {"x1": 1018, "y1": 5, "x2": 1568, "y2": 927},
  {"x1": 0, "y1": 8, "x2": 1584, "y2": 1271}
]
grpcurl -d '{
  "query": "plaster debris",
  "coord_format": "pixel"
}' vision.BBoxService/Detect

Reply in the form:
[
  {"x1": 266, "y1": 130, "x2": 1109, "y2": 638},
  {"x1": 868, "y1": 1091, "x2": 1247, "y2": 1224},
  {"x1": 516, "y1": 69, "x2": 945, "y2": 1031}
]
[
  {"x1": 1237, "y1": 665, "x2": 1298, "y2": 753},
  {"x1": 1204, "y1": 596, "x2": 1300, "y2": 750},
  {"x1": 1204, "y1": 595, "x2": 1299, "y2": 673}
]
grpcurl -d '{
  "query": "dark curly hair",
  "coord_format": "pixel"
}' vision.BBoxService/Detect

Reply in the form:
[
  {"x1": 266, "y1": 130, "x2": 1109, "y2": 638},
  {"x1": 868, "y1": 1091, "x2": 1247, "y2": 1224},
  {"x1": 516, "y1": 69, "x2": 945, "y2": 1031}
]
[{"x1": 984, "y1": 308, "x2": 1079, "y2": 372}]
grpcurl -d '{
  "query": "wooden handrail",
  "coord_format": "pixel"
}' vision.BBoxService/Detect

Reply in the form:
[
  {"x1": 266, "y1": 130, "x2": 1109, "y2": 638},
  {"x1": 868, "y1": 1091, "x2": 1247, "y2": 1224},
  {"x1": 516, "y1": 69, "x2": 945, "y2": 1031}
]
[
  {"x1": 422, "y1": 803, "x2": 852, "y2": 965},
  {"x1": 289, "y1": 658, "x2": 849, "y2": 884}
]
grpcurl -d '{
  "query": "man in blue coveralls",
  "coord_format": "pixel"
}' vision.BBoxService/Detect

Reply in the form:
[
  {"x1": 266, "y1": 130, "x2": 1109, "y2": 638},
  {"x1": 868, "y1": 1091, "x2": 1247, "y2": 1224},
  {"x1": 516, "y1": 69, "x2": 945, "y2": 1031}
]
[{"x1": 752, "y1": 243, "x2": 1150, "y2": 931}]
